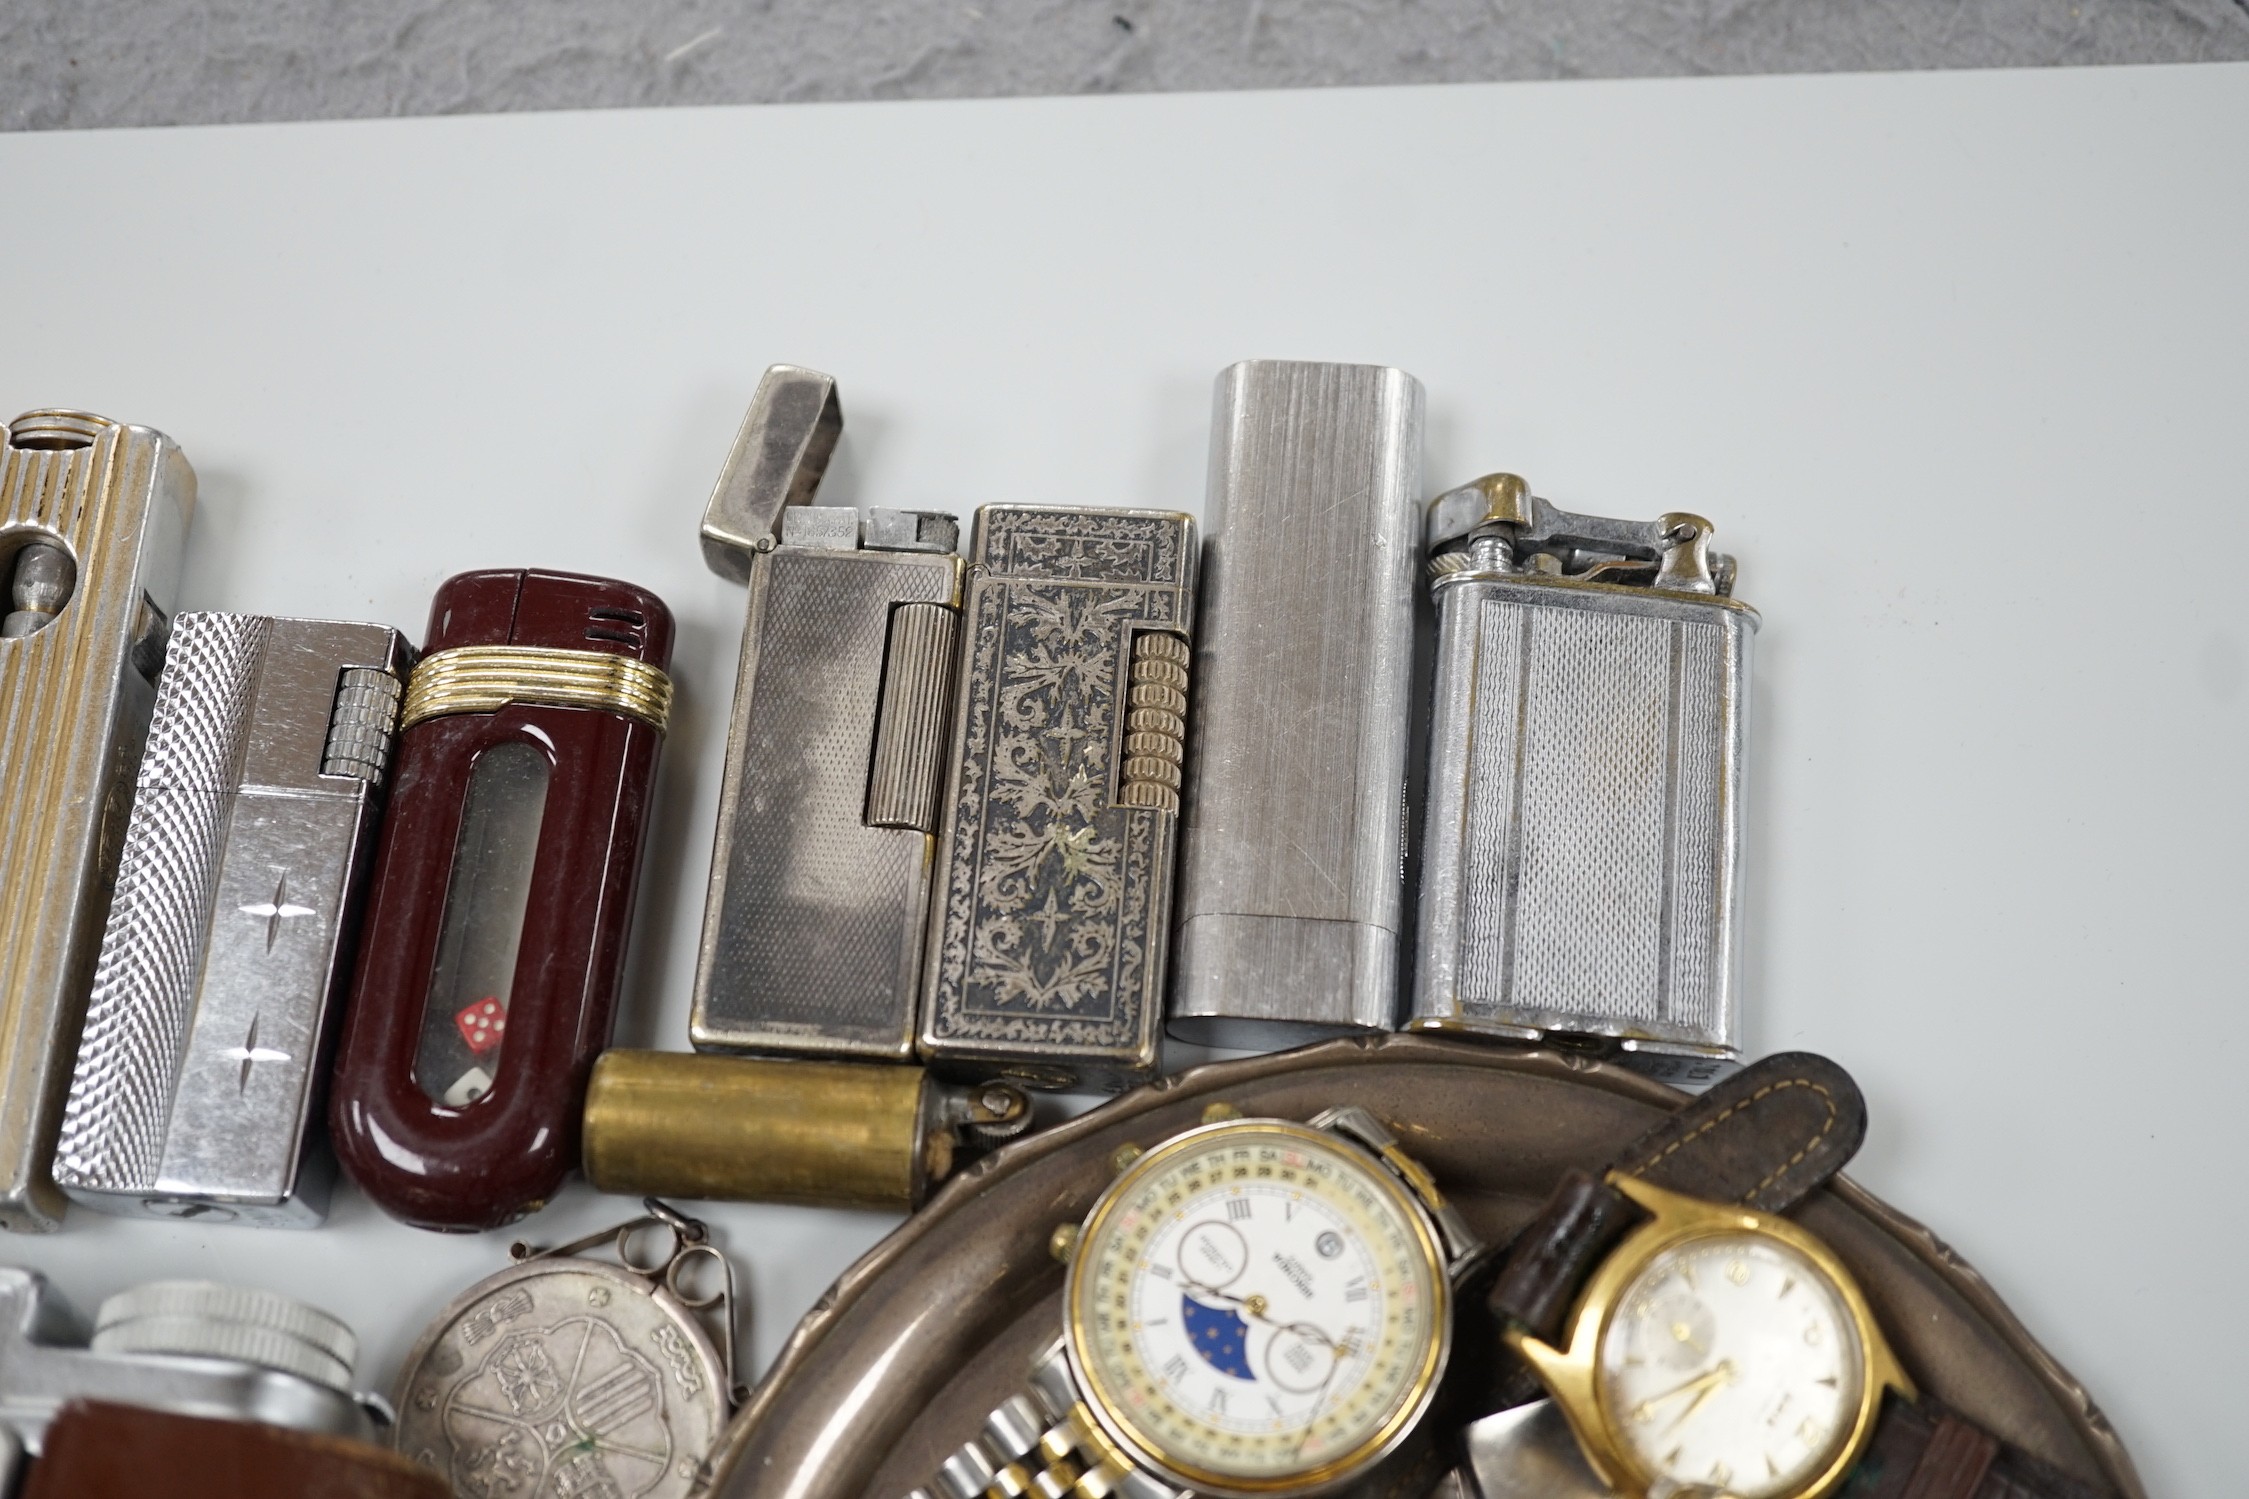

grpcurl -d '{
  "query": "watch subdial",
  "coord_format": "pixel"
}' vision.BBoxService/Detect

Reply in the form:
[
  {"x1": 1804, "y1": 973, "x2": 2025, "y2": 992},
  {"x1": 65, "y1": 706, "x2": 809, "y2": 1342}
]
[
  {"x1": 1262, "y1": 1323, "x2": 1340, "y2": 1394},
  {"x1": 1597, "y1": 1232, "x2": 1864, "y2": 1499},
  {"x1": 1178, "y1": 1219, "x2": 1250, "y2": 1291}
]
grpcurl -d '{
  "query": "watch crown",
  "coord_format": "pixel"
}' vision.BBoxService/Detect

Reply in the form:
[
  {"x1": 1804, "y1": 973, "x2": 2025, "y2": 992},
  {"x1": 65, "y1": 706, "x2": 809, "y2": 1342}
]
[
  {"x1": 1200, "y1": 1101, "x2": 1242, "y2": 1124},
  {"x1": 1109, "y1": 1143, "x2": 1143, "y2": 1175},
  {"x1": 1049, "y1": 1224, "x2": 1081, "y2": 1264}
]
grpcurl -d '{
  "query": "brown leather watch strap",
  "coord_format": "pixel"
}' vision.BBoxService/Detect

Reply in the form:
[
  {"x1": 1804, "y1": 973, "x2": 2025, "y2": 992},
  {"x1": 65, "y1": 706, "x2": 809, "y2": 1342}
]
[
  {"x1": 24, "y1": 1400, "x2": 450, "y2": 1499},
  {"x1": 1840, "y1": 1393, "x2": 2110, "y2": 1499},
  {"x1": 1613, "y1": 1049, "x2": 1865, "y2": 1212},
  {"x1": 1489, "y1": 1052, "x2": 1867, "y2": 1343}
]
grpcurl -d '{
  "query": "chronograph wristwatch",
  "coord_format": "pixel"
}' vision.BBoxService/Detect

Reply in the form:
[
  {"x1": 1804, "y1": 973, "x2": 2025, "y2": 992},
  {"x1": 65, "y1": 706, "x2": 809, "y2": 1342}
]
[
  {"x1": 909, "y1": 1105, "x2": 1484, "y2": 1499},
  {"x1": 1484, "y1": 1053, "x2": 2109, "y2": 1499}
]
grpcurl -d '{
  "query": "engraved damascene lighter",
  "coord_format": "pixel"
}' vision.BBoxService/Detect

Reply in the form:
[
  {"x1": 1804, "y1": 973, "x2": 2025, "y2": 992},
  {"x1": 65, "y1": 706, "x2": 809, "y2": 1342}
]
[
  {"x1": 1408, "y1": 474, "x2": 1757, "y2": 1083},
  {"x1": 52, "y1": 614, "x2": 409, "y2": 1226},
  {"x1": 0, "y1": 411, "x2": 194, "y2": 1232},
  {"x1": 919, "y1": 505, "x2": 1195, "y2": 1090},
  {"x1": 1168, "y1": 360, "x2": 1424, "y2": 1047},
  {"x1": 690, "y1": 367, "x2": 965, "y2": 1061}
]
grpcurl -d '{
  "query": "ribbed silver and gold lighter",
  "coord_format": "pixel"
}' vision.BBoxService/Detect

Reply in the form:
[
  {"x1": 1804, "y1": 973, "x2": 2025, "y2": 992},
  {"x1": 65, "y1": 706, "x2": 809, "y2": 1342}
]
[
  {"x1": 52, "y1": 614, "x2": 410, "y2": 1225},
  {"x1": 919, "y1": 504, "x2": 1196, "y2": 1091},
  {"x1": 0, "y1": 411, "x2": 194, "y2": 1232},
  {"x1": 690, "y1": 366, "x2": 965, "y2": 1061},
  {"x1": 1408, "y1": 474, "x2": 1756, "y2": 1083},
  {"x1": 1168, "y1": 360, "x2": 1424, "y2": 1047}
]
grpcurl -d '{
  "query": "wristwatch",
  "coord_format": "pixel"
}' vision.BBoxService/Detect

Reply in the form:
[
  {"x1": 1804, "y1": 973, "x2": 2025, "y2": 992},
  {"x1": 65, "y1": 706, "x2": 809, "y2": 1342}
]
[
  {"x1": 908, "y1": 1105, "x2": 1485, "y2": 1499},
  {"x1": 1485, "y1": 1052, "x2": 2109, "y2": 1499}
]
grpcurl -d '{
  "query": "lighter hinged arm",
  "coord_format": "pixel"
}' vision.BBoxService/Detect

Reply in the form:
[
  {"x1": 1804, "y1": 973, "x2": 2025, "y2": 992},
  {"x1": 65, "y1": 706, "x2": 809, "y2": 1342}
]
[
  {"x1": 700, "y1": 364, "x2": 843, "y2": 583},
  {"x1": 1427, "y1": 473, "x2": 1735, "y2": 597}
]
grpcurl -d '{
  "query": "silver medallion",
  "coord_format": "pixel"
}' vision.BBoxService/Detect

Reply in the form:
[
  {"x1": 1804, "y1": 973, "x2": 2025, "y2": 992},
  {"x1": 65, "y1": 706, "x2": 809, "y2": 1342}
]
[{"x1": 394, "y1": 1200, "x2": 740, "y2": 1499}]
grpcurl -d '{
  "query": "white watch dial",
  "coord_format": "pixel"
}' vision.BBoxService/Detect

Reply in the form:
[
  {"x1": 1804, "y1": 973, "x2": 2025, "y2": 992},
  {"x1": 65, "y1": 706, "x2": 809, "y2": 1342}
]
[
  {"x1": 1068, "y1": 1122, "x2": 1446, "y2": 1490},
  {"x1": 1597, "y1": 1232, "x2": 1865, "y2": 1499}
]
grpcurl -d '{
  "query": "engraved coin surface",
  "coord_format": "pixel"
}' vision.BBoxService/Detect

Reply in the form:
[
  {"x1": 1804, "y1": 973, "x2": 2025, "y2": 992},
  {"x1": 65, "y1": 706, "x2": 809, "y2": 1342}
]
[{"x1": 394, "y1": 1258, "x2": 725, "y2": 1499}]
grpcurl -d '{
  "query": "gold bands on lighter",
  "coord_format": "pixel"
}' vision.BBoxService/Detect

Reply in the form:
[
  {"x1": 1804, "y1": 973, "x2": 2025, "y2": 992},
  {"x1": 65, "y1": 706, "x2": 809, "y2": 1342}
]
[{"x1": 400, "y1": 645, "x2": 673, "y2": 734}]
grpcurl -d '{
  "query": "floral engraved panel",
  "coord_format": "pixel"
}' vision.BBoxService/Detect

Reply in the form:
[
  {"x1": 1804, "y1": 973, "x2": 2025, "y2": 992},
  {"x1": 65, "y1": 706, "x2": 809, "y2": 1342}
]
[{"x1": 927, "y1": 509, "x2": 1193, "y2": 1072}]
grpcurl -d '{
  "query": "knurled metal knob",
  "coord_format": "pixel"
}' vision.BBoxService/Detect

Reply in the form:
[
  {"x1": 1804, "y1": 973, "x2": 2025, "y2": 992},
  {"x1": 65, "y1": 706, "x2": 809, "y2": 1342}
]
[{"x1": 91, "y1": 1280, "x2": 359, "y2": 1392}]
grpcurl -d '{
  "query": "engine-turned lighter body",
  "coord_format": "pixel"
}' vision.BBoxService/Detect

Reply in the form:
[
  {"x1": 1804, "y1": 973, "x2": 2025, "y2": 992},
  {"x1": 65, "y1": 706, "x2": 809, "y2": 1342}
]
[{"x1": 1408, "y1": 474, "x2": 1756, "y2": 1084}]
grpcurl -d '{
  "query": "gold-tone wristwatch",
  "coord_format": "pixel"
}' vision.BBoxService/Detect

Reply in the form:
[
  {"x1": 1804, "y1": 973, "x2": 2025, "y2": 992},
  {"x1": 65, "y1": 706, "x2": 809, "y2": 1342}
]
[
  {"x1": 1508, "y1": 1173, "x2": 1911, "y2": 1499},
  {"x1": 1480, "y1": 1053, "x2": 2110, "y2": 1499},
  {"x1": 909, "y1": 1104, "x2": 1484, "y2": 1499}
]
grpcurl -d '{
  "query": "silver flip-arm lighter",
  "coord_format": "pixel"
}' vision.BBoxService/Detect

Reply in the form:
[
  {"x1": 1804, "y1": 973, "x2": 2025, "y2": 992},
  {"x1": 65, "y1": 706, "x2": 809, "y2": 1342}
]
[
  {"x1": 1168, "y1": 360, "x2": 1425, "y2": 1047},
  {"x1": 52, "y1": 614, "x2": 410, "y2": 1225},
  {"x1": 1409, "y1": 474, "x2": 1756, "y2": 1083},
  {"x1": 691, "y1": 367, "x2": 966, "y2": 1061},
  {"x1": 691, "y1": 366, "x2": 1196, "y2": 1090},
  {"x1": 0, "y1": 411, "x2": 194, "y2": 1233}
]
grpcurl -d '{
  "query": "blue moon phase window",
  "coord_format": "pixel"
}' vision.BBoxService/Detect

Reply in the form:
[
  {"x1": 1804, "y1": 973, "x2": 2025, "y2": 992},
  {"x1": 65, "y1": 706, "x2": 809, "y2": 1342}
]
[{"x1": 1181, "y1": 1293, "x2": 1254, "y2": 1380}]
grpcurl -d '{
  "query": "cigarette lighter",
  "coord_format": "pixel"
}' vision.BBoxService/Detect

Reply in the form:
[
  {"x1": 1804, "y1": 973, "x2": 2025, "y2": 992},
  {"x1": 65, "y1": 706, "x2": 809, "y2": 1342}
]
[
  {"x1": 0, "y1": 410, "x2": 194, "y2": 1232},
  {"x1": 690, "y1": 366, "x2": 965, "y2": 1061},
  {"x1": 51, "y1": 613, "x2": 409, "y2": 1227},
  {"x1": 1168, "y1": 360, "x2": 1424, "y2": 1047},
  {"x1": 328, "y1": 569, "x2": 673, "y2": 1231},
  {"x1": 919, "y1": 505, "x2": 1196, "y2": 1090},
  {"x1": 1408, "y1": 474, "x2": 1756, "y2": 1082},
  {"x1": 580, "y1": 1051, "x2": 1028, "y2": 1211}
]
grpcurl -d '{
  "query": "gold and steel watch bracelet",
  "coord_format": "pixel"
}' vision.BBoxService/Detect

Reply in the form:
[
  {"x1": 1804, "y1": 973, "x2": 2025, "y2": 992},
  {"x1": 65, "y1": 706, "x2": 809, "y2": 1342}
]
[
  {"x1": 911, "y1": 1343, "x2": 1182, "y2": 1499},
  {"x1": 400, "y1": 644, "x2": 674, "y2": 733}
]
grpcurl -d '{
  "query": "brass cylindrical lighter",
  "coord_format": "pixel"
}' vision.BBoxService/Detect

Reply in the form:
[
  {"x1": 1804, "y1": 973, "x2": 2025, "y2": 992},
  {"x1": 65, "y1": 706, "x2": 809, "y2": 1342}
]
[{"x1": 581, "y1": 1051, "x2": 1026, "y2": 1212}]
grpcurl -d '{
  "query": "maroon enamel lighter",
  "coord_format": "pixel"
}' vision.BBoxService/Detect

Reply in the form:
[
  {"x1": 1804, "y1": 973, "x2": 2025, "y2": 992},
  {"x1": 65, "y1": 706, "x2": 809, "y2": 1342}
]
[{"x1": 328, "y1": 569, "x2": 673, "y2": 1230}]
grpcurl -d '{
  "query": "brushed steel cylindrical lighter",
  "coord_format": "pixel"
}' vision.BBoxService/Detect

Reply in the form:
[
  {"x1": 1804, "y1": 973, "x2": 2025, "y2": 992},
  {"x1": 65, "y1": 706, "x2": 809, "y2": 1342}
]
[
  {"x1": 53, "y1": 614, "x2": 410, "y2": 1227},
  {"x1": 328, "y1": 570, "x2": 673, "y2": 1231},
  {"x1": 1408, "y1": 475, "x2": 1757, "y2": 1084},
  {"x1": 1168, "y1": 361, "x2": 1424, "y2": 1047},
  {"x1": 581, "y1": 1051, "x2": 1027, "y2": 1212},
  {"x1": 0, "y1": 411, "x2": 194, "y2": 1232}
]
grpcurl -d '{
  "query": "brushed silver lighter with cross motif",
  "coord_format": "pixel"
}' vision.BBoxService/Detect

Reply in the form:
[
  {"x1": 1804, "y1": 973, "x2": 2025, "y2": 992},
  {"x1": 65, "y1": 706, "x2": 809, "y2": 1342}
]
[
  {"x1": 52, "y1": 612, "x2": 410, "y2": 1225},
  {"x1": 1408, "y1": 474, "x2": 1756, "y2": 1083}
]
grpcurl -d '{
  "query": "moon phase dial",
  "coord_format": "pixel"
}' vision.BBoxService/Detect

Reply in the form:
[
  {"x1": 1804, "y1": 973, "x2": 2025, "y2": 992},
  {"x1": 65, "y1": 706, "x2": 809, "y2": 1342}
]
[{"x1": 1066, "y1": 1120, "x2": 1448, "y2": 1492}]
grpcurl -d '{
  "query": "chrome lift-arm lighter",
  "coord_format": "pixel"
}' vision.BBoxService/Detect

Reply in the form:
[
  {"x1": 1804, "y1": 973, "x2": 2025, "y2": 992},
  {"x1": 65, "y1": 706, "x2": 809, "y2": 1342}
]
[
  {"x1": 690, "y1": 366, "x2": 965, "y2": 1060},
  {"x1": 0, "y1": 412, "x2": 194, "y2": 1232},
  {"x1": 1168, "y1": 361, "x2": 1424, "y2": 1046},
  {"x1": 52, "y1": 614, "x2": 410, "y2": 1226},
  {"x1": 918, "y1": 504, "x2": 1196, "y2": 1091},
  {"x1": 1408, "y1": 474, "x2": 1756, "y2": 1083}
]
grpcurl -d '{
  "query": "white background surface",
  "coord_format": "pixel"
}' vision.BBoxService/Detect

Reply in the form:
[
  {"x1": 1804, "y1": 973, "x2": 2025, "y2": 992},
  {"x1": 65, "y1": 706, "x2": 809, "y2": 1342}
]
[{"x1": 0, "y1": 62, "x2": 2242, "y2": 1497}]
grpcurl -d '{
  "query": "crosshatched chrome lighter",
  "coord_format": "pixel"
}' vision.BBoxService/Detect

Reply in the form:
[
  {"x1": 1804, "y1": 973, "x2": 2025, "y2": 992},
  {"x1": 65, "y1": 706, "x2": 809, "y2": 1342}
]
[
  {"x1": 1168, "y1": 360, "x2": 1424, "y2": 1047},
  {"x1": 690, "y1": 366, "x2": 1196, "y2": 1091},
  {"x1": 0, "y1": 411, "x2": 194, "y2": 1233},
  {"x1": 1408, "y1": 474, "x2": 1756, "y2": 1083},
  {"x1": 52, "y1": 613, "x2": 410, "y2": 1227}
]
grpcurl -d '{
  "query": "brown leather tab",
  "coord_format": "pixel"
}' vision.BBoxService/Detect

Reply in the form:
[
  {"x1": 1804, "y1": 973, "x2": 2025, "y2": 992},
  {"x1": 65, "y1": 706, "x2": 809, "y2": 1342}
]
[
  {"x1": 1486, "y1": 1169, "x2": 1643, "y2": 1342},
  {"x1": 24, "y1": 1401, "x2": 450, "y2": 1499},
  {"x1": 1904, "y1": 1413, "x2": 2002, "y2": 1499},
  {"x1": 1613, "y1": 1050, "x2": 1866, "y2": 1212},
  {"x1": 1841, "y1": 1394, "x2": 2112, "y2": 1499}
]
